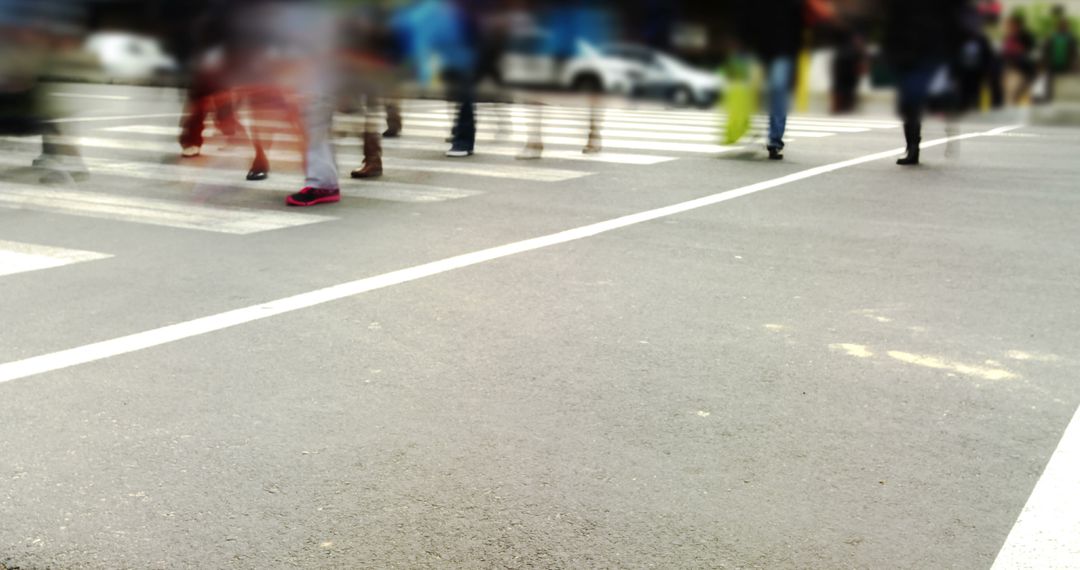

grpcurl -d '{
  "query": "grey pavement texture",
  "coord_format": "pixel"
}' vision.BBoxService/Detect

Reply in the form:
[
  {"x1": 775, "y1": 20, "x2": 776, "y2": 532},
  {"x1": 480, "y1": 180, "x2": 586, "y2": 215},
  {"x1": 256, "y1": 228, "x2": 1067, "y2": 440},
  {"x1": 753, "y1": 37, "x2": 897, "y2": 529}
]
[{"x1": 1, "y1": 83, "x2": 1078, "y2": 569}]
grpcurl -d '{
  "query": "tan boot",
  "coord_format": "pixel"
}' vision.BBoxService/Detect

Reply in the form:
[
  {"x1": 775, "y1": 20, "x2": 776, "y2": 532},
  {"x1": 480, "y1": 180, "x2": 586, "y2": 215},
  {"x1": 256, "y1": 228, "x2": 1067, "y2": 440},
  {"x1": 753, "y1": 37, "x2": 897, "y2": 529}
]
[{"x1": 351, "y1": 132, "x2": 383, "y2": 179}]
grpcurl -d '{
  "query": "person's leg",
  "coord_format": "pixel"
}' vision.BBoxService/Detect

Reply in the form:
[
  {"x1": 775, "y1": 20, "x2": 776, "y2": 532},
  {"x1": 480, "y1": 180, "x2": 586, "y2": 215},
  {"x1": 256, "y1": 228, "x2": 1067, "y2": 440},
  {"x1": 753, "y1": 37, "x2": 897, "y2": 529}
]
[
  {"x1": 766, "y1": 56, "x2": 794, "y2": 159},
  {"x1": 446, "y1": 71, "x2": 476, "y2": 157},
  {"x1": 179, "y1": 73, "x2": 212, "y2": 155},
  {"x1": 896, "y1": 65, "x2": 935, "y2": 166},
  {"x1": 582, "y1": 92, "x2": 603, "y2": 154},
  {"x1": 384, "y1": 100, "x2": 402, "y2": 137},
  {"x1": 353, "y1": 91, "x2": 384, "y2": 178},
  {"x1": 517, "y1": 97, "x2": 544, "y2": 159},
  {"x1": 286, "y1": 93, "x2": 341, "y2": 206}
]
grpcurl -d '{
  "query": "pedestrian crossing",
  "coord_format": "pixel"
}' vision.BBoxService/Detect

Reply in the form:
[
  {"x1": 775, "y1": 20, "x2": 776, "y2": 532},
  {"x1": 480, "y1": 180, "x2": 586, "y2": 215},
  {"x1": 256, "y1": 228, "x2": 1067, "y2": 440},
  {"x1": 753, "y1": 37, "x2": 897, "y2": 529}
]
[
  {"x1": 0, "y1": 99, "x2": 900, "y2": 279},
  {"x1": 0, "y1": 239, "x2": 112, "y2": 277}
]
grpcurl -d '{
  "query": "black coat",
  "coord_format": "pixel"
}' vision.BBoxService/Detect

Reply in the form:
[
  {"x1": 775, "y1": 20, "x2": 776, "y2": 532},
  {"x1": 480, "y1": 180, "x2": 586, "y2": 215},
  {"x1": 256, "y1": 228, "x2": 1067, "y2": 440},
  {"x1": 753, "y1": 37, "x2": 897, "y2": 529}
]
[
  {"x1": 883, "y1": 0, "x2": 967, "y2": 70},
  {"x1": 735, "y1": 0, "x2": 804, "y2": 61}
]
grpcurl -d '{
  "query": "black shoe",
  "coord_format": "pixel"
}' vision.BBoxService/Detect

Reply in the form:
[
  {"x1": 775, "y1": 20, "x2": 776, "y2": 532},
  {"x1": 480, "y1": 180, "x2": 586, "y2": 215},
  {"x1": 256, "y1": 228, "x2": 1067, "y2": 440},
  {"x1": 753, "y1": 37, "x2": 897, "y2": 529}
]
[
  {"x1": 382, "y1": 128, "x2": 400, "y2": 138},
  {"x1": 246, "y1": 168, "x2": 269, "y2": 181},
  {"x1": 285, "y1": 187, "x2": 340, "y2": 207},
  {"x1": 767, "y1": 146, "x2": 783, "y2": 160},
  {"x1": 896, "y1": 147, "x2": 920, "y2": 166}
]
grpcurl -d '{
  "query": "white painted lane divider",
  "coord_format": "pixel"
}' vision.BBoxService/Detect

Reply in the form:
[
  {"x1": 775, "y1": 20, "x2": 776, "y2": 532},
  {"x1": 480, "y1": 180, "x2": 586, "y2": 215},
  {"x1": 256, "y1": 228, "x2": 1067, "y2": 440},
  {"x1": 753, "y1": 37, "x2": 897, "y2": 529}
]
[
  {"x1": 0, "y1": 183, "x2": 334, "y2": 234},
  {"x1": 992, "y1": 404, "x2": 1080, "y2": 569},
  {"x1": 0, "y1": 240, "x2": 112, "y2": 277},
  {"x1": 0, "y1": 124, "x2": 1021, "y2": 386}
]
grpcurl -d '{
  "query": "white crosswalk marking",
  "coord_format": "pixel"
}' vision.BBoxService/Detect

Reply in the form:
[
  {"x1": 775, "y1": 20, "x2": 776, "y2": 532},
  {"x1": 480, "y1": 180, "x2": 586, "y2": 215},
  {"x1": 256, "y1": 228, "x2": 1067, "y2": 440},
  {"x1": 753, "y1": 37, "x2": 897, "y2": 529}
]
[
  {"x1": 0, "y1": 147, "x2": 481, "y2": 203},
  {"x1": 0, "y1": 182, "x2": 335, "y2": 234},
  {"x1": 0, "y1": 240, "x2": 112, "y2": 277},
  {"x1": 100, "y1": 124, "x2": 679, "y2": 166},
  {"x1": 0, "y1": 101, "x2": 900, "y2": 241}
]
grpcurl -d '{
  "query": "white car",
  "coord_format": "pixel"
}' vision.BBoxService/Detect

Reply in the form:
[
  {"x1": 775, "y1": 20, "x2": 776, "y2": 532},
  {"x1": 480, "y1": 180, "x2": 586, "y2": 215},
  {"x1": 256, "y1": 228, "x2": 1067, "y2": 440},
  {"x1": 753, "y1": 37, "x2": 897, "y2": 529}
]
[
  {"x1": 84, "y1": 32, "x2": 178, "y2": 80},
  {"x1": 603, "y1": 44, "x2": 723, "y2": 108},
  {"x1": 498, "y1": 34, "x2": 640, "y2": 95}
]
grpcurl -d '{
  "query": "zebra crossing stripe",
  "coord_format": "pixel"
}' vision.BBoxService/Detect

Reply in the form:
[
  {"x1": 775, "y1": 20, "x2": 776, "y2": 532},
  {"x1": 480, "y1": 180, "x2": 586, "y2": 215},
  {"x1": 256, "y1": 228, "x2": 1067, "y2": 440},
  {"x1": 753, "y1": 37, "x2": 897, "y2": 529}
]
[
  {"x1": 98, "y1": 125, "x2": 677, "y2": 165},
  {"x1": 0, "y1": 183, "x2": 335, "y2": 234},
  {"x1": 405, "y1": 110, "x2": 879, "y2": 132},
  {"x1": 392, "y1": 128, "x2": 741, "y2": 154},
  {"x1": 0, "y1": 240, "x2": 112, "y2": 277}
]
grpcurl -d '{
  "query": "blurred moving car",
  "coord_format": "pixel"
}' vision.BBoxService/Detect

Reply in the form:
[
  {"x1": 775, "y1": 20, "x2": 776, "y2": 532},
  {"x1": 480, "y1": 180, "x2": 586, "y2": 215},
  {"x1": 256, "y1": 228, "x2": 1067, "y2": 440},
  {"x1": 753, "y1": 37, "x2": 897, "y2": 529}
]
[
  {"x1": 498, "y1": 34, "x2": 641, "y2": 95},
  {"x1": 84, "y1": 32, "x2": 178, "y2": 79},
  {"x1": 603, "y1": 44, "x2": 723, "y2": 108}
]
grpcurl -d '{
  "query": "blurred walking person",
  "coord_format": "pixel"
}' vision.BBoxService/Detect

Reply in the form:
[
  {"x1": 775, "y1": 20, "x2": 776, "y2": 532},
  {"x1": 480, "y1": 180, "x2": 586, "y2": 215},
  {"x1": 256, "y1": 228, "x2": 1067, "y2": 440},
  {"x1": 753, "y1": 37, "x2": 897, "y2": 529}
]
[
  {"x1": 0, "y1": 0, "x2": 89, "y2": 183},
  {"x1": 831, "y1": 27, "x2": 866, "y2": 114},
  {"x1": 735, "y1": 0, "x2": 804, "y2": 160},
  {"x1": 1001, "y1": 12, "x2": 1037, "y2": 105},
  {"x1": 883, "y1": 0, "x2": 966, "y2": 166},
  {"x1": 1043, "y1": 5, "x2": 1079, "y2": 103}
]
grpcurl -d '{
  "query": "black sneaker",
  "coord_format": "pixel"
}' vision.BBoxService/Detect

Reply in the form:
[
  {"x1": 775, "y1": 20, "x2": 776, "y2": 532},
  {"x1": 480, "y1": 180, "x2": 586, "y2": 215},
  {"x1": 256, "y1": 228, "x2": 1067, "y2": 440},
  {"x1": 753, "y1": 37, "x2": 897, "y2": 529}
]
[
  {"x1": 767, "y1": 146, "x2": 783, "y2": 160},
  {"x1": 286, "y1": 187, "x2": 340, "y2": 206}
]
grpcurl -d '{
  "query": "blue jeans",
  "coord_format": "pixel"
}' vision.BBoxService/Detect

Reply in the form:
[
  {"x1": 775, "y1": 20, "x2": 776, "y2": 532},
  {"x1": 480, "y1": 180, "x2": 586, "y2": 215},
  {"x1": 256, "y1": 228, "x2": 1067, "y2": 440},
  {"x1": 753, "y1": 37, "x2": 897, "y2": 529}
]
[{"x1": 766, "y1": 56, "x2": 794, "y2": 150}]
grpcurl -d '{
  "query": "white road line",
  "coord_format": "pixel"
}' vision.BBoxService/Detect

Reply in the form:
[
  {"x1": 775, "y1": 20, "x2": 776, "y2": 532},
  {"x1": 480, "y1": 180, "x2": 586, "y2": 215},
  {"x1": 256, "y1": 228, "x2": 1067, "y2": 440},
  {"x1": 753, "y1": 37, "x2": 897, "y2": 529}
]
[
  {"x1": 0, "y1": 240, "x2": 112, "y2": 277},
  {"x1": 489, "y1": 105, "x2": 901, "y2": 128},
  {"x1": 50, "y1": 92, "x2": 131, "y2": 101},
  {"x1": 107, "y1": 122, "x2": 731, "y2": 154},
  {"x1": 0, "y1": 124, "x2": 1021, "y2": 385},
  {"x1": 0, "y1": 184, "x2": 335, "y2": 234},
  {"x1": 47, "y1": 113, "x2": 184, "y2": 124},
  {"x1": 0, "y1": 145, "x2": 479, "y2": 200},
  {"x1": 86, "y1": 129, "x2": 591, "y2": 180},
  {"x1": 362, "y1": 111, "x2": 874, "y2": 134},
  {"x1": 991, "y1": 404, "x2": 1080, "y2": 569},
  {"x1": 0, "y1": 151, "x2": 480, "y2": 204},
  {"x1": 375, "y1": 127, "x2": 740, "y2": 154},
  {"x1": 393, "y1": 119, "x2": 838, "y2": 141},
  {"x1": 372, "y1": 139, "x2": 675, "y2": 165},
  {"x1": 8, "y1": 131, "x2": 674, "y2": 167},
  {"x1": 102, "y1": 125, "x2": 190, "y2": 136}
]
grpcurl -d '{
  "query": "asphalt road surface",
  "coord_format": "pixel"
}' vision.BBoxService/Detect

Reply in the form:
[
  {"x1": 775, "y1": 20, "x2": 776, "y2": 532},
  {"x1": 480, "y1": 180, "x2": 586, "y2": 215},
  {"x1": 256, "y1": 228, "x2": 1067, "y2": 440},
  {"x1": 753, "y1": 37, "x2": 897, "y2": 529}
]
[{"x1": 1, "y1": 82, "x2": 1078, "y2": 569}]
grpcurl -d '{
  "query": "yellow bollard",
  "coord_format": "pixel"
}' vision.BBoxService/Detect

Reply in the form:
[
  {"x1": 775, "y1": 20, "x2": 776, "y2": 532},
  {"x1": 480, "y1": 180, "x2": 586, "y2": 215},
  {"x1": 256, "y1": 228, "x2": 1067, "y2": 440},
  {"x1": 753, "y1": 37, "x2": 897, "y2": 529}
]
[{"x1": 795, "y1": 45, "x2": 812, "y2": 114}]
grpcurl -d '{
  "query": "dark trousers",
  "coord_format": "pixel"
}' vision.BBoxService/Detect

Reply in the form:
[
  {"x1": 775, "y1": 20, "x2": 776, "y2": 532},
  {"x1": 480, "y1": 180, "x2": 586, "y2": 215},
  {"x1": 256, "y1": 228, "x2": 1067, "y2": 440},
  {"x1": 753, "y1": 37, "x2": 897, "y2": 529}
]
[
  {"x1": 445, "y1": 70, "x2": 476, "y2": 152},
  {"x1": 896, "y1": 62, "x2": 941, "y2": 149}
]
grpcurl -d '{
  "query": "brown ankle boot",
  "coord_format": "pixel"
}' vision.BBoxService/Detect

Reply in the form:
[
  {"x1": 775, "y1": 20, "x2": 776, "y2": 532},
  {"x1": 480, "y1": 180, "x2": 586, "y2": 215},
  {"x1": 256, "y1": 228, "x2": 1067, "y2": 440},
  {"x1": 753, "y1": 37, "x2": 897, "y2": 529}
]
[{"x1": 351, "y1": 132, "x2": 383, "y2": 179}]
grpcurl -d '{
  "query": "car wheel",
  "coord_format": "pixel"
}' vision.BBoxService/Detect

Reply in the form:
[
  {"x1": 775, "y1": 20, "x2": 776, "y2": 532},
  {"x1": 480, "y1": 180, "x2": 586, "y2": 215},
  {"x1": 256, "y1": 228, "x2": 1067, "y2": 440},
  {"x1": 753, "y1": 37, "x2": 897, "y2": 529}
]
[
  {"x1": 573, "y1": 74, "x2": 603, "y2": 94},
  {"x1": 670, "y1": 85, "x2": 693, "y2": 107}
]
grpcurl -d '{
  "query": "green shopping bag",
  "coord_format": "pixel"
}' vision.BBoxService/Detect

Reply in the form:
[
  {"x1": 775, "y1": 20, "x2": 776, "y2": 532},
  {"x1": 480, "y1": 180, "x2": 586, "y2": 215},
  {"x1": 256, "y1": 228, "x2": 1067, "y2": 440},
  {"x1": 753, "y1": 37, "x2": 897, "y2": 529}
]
[{"x1": 722, "y1": 55, "x2": 758, "y2": 145}]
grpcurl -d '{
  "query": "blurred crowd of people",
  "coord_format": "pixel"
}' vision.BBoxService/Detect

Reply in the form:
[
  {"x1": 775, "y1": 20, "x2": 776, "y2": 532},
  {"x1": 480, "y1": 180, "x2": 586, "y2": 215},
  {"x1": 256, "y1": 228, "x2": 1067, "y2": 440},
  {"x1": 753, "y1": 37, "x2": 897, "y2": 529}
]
[{"x1": 1, "y1": 0, "x2": 1078, "y2": 203}]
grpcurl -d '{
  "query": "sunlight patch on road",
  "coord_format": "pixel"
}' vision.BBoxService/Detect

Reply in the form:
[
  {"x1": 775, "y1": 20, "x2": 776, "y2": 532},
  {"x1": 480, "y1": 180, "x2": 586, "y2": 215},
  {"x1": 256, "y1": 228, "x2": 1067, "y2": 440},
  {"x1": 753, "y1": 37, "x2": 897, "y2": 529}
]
[
  {"x1": 1007, "y1": 350, "x2": 1061, "y2": 363},
  {"x1": 829, "y1": 343, "x2": 874, "y2": 358},
  {"x1": 887, "y1": 351, "x2": 1017, "y2": 381}
]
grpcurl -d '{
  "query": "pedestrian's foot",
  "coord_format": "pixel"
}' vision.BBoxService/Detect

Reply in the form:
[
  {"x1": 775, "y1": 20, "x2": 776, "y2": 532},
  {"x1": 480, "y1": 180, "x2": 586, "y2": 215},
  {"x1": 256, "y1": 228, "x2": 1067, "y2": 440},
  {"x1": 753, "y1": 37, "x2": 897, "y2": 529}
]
[
  {"x1": 286, "y1": 187, "x2": 340, "y2": 207},
  {"x1": 246, "y1": 165, "x2": 269, "y2": 181},
  {"x1": 767, "y1": 146, "x2": 784, "y2": 160},
  {"x1": 39, "y1": 169, "x2": 89, "y2": 185},
  {"x1": 516, "y1": 142, "x2": 543, "y2": 160},
  {"x1": 445, "y1": 148, "x2": 473, "y2": 158},
  {"x1": 896, "y1": 148, "x2": 919, "y2": 166},
  {"x1": 350, "y1": 162, "x2": 383, "y2": 179},
  {"x1": 582, "y1": 143, "x2": 601, "y2": 155},
  {"x1": 382, "y1": 129, "x2": 400, "y2": 138},
  {"x1": 181, "y1": 146, "x2": 202, "y2": 158}
]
